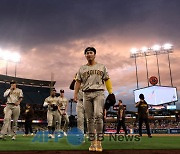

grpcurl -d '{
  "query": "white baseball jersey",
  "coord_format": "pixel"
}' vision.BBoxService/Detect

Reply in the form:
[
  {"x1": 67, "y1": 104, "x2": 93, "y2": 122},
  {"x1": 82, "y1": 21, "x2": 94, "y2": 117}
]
[
  {"x1": 77, "y1": 63, "x2": 109, "y2": 92},
  {"x1": 58, "y1": 96, "x2": 68, "y2": 110},
  {"x1": 44, "y1": 96, "x2": 59, "y2": 111},
  {"x1": 4, "y1": 88, "x2": 23, "y2": 104}
]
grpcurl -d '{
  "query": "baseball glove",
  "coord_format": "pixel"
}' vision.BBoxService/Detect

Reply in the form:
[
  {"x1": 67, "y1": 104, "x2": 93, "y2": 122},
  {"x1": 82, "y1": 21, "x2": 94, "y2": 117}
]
[
  {"x1": 104, "y1": 93, "x2": 116, "y2": 110},
  {"x1": 69, "y1": 79, "x2": 76, "y2": 90},
  {"x1": 51, "y1": 104, "x2": 58, "y2": 111}
]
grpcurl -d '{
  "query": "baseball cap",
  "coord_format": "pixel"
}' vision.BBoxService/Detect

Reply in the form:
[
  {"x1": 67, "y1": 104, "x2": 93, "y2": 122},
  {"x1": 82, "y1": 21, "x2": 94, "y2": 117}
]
[
  {"x1": 10, "y1": 80, "x2": 17, "y2": 84},
  {"x1": 51, "y1": 88, "x2": 56, "y2": 92},
  {"x1": 139, "y1": 94, "x2": 144, "y2": 100},
  {"x1": 60, "y1": 89, "x2": 64, "y2": 93},
  {"x1": 84, "y1": 47, "x2": 96, "y2": 55}
]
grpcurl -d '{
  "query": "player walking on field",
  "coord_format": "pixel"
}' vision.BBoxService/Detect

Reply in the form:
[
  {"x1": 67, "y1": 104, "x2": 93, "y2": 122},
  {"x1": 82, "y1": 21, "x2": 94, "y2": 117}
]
[
  {"x1": 43, "y1": 88, "x2": 59, "y2": 138},
  {"x1": 0, "y1": 80, "x2": 23, "y2": 140},
  {"x1": 57, "y1": 89, "x2": 69, "y2": 136},
  {"x1": 74, "y1": 47, "x2": 113, "y2": 152},
  {"x1": 70, "y1": 74, "x2": 86, "y2": 134}
]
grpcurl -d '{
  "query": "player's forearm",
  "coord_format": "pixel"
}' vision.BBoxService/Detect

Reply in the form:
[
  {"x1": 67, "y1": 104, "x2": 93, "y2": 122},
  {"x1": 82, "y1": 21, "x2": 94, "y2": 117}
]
[
  {"x1": 4, "y1": 89, "x2": 11, "y2": 97},
  {"x1": 135, "y1": 102, "x2": 140, "y2": 107},
  {"x1": 105, "y1": 79, "x2": 113, "y2": 94},
  {"x1": 74, "y1": 80, "x2": 81, "y2": 95},
  {"x1": 43, "y1": 101, "x2": 48, "y2": 107},
  {"x1": 15, "y1": 98, "x2": 23, "y2": 105}
]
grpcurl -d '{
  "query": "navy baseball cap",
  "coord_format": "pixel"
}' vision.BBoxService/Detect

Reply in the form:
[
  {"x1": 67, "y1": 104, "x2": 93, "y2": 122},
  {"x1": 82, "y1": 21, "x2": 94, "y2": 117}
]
[
  {"x1": 10, "y1": 80, "x2": 17, "y2": 84},
  {"x1": 60, "y1": 89, "x2": 64, "y2": 93},
  {"x1": 51, "y1": 88, "x2": 56, "y2": 92},
  {"x1": 139, "y1": 94, "x2": 144, "y2": 100},
  {"x1": 84, "y1": 47, "x2": 96, "y2": 55}
]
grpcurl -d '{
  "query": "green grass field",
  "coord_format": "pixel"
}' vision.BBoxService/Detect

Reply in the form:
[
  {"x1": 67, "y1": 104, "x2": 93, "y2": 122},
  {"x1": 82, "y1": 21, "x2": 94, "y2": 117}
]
[{"x1": 0, "y1": 135, "x2": 180, "y2": 151}]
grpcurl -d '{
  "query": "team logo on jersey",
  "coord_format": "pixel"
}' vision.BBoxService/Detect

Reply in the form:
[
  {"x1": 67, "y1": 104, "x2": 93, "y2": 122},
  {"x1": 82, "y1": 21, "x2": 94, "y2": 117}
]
[{"x1": 82, "y1": 70, "x2": 103, "y2": 79}]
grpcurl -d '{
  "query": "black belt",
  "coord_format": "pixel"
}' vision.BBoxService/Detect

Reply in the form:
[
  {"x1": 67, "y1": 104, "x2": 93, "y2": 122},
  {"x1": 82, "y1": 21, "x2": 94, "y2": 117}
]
[
  {"x1": 7, "y1": 103, "x2": 15, "y2": 105},
  {"x1": 83, "y1": 89, "x2": 104, "y2": 92}
]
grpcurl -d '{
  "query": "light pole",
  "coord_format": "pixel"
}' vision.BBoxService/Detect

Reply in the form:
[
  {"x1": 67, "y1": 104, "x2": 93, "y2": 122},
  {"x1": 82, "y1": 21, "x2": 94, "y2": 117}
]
[
  {"x1": 130, "y1": 48, "x2": 139, "y2": 89},
  {"x1": 167, "y1": 52, "x2": 173, "y2": 86},
  {"x1": 144, "y1": 53, "x2": 149, "y2": 86},
  {"x1": 130, "y1": 43, "x2": 174, "y2": 88},
  {"x1": 0, "y1": 50, "x2": 21, "y2": 77},
  {"x1": 134, "y1": 56, "x2": 139, "y2": 89},
  {"x1": 155, "y1": 52, "x2": 161, "y2": 85}
]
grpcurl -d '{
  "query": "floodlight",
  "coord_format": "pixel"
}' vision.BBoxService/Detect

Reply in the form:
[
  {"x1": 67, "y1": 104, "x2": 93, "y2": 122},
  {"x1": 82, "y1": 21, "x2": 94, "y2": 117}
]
[
  {"x1": 152, "y1": 45, "x2": 161, "y2": 51},
  {"x1": 2, "y1": 51, "x2": 11, "y2": 61},
  {"x1": 130, "y1": 48, "x2": 138, "y2": 54},
  {"x1": 11, "y1": 52, "x2": 21, "y2": 62},
  {"x1": 0, "y1": 49, "x2": 3, "y2": 58},
  {"x1": 141, "y1": 46, "x2": 148, "y2": 52},
  {"x1": 163, "y1": 43, "x2": 173, "y2": 50}
]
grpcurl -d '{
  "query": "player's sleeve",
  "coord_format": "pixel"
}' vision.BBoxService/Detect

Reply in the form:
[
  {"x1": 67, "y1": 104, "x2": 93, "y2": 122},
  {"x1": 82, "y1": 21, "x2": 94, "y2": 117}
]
[
  {"x1": 76, "y1": 68, "x2": 82, "y2": 82},
  {"x1": 43, "y1": 98, "x2": 49, "y2": 107},
  {"x1": 105, "y1": 79, "x2": 113, "y2": 94},
  {"x1": 135, "y1": 102, "x2": 140, "y2": 107},
  {"x1": 19, "y1": 89, "x2": 23, "y2": 98},
  {"x1": 103, "y1": 66, "x2": 110, "y2": 81},
  {"x1": 4, "y1": 89, "x2": 11, "y2": 97}
]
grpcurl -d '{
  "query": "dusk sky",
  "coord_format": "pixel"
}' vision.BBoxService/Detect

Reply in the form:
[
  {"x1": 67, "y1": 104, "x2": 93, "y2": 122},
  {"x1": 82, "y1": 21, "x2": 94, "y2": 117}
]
[{"x1": 0, "y1": 0, "x2": 180, "y2": 110}]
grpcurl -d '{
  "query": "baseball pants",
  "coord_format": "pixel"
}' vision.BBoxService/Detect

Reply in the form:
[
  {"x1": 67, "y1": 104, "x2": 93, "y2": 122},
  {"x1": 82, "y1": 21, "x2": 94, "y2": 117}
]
[
  {"x1": 47, "y1": 110, "x2": 60, "y2": 127},
  {"x1": 1, "y1": 104, "x2": 20, "y2": 136},
  {"x1": 83, "y1": 91, "x2": 104, "y2": 135},
  {"x1": 58, "y1": 112, "x2": 69, "y2": 132},
  {"x1": 76, "y1": 99, "x2": 85, "y2": 133}
]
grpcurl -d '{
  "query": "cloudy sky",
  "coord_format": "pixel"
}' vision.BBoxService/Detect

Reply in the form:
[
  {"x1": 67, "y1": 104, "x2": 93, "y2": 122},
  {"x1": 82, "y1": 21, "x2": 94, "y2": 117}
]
[{"x1": 0, "y1": 0, "x2": 180, "y2": 109}]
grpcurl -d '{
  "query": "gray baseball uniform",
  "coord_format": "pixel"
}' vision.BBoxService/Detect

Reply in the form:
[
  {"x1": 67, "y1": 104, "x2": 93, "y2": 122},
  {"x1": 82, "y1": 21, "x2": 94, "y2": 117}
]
[
  {"x1": 1, "y1": 88, "x2": 23, "y2": 136},
  {"x1": 77, "y1": 63, "x2": 109, "y2": 135},
  {"x1": 3, "y1": 107, "x2": 11, "y2": 136},
  {"x1": 43, "y1": 96, "x2": 60, "y2": 128},
  {"x1": 57, "y1": 96, "x2": 69, "y2": 132},
  {"x1": 76, "y1": 89, "x2": 85, "y2": 133}
]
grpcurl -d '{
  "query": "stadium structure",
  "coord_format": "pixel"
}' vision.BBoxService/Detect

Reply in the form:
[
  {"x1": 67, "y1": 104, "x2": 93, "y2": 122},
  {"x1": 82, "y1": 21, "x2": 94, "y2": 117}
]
[
  {"x1": 0, "y1": 74, "x2": 55, "y2": 105},
  {"x1": 0, "y1": 74, "x2": 56, "y2": 128}
]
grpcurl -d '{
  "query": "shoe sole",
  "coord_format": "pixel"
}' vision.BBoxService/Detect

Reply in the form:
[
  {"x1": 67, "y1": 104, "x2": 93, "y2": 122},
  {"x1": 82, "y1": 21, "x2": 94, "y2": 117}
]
[{"x1": 89, "y1": 148, "x2": 96, "y2": 151}]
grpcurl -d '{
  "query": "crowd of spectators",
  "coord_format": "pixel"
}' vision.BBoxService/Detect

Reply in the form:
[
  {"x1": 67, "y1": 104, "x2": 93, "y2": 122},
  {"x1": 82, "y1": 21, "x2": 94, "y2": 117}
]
[{"x1": 0, "y1": 103, "x2": 180, "y2": 134}]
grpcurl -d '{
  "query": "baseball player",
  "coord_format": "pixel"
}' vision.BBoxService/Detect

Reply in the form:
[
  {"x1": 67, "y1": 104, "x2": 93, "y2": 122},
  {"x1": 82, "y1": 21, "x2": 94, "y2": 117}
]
[
  {"x1": 0, "y1": 80, "x2": 23, "y2": 140},
  {"x1": 116, "y1": 100, "x2": 127, "y2": 135},
  {"x1": 57, "y1": 89, "x2": 69, "y2": 136},
  {"x1": 135, "y1": 94, "x2": 152, "y2": 138},
  {"x1": 70, "y1": 74, "x2": 85, "y2": 134},
  {"x1": 43, "y1": 88, "x2": 59, "y2": 138},
  {"x1": 74, "y1": 47, "x2": 113, "y2": 152}
]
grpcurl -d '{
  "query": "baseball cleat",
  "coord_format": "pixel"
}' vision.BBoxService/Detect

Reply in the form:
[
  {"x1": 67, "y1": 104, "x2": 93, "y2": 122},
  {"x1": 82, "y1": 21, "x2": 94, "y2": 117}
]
[
  {"x1": 89, "y1": 141, "x2": 96, "y2": 151},
  {"x1": 96, "y1": 141, "x2": 103, "y2": 152},
  {"x1": 23, "y1": 134, "x2": 28, "y2": 137},
  {"x1": 51, "y1": 134, "x2": 55, "y2": 139},
  {"x1": 31, "y1": 133, "x2": 34, "y2": 136},
  {"x1": 0, "y1": 135, "x2": 6, "y2": 140},
  {"x1": 48, "y1": 134, "x2": 52, "y2": 138},
  {"x1": 64, "y1": 132, "x2": 67, "y2": 136},
  {"x1": 11, "y1": 135, "x2": 16, "y2": 140}
]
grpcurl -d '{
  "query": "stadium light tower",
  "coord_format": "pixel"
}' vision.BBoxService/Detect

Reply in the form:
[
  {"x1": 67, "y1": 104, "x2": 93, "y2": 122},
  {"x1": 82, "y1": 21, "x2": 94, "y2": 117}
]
[
  {"x1": 130, "y1": 43, "x2": 174, "y2": 88},
  {"x1": 152, "y1": 44, "x2": 161, "y2": 85},
  {"x1": 0, "y1": 50, "x2": 21, "y2": 77},
  {"x1": 142, "y1": 46, "x2": 150, "y2": 87},
  {"x1": 130, "y1": 48, "x2": 139, "y2": 89},
  {"x1": 163, "y1": 43, "x2": 173, "y2": 86},
  {"x1": 11, "y1": 52, "x2": 21, "y2": 77}
]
